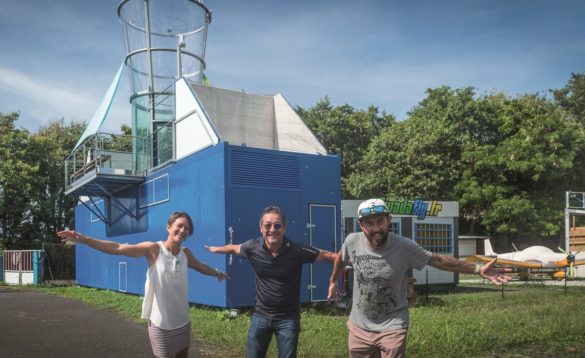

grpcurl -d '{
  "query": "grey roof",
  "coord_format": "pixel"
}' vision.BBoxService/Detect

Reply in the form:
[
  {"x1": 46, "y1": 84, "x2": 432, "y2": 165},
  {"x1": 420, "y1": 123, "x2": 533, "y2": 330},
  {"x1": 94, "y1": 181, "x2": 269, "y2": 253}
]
[{"x1": 190, "y1": 84, "x2": 327, "y2": 155}]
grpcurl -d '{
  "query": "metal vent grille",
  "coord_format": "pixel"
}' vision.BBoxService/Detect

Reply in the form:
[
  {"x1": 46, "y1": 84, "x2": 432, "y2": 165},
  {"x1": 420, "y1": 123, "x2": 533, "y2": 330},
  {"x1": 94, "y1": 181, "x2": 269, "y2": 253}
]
[{"x1": 231, "y1": 150, "x2": 300, "y2": 189}]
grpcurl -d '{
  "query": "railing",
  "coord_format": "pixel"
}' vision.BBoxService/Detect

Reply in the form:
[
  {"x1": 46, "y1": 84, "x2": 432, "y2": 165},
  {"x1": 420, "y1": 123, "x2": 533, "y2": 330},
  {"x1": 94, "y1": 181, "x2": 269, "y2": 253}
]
[
  {"x1": 64, "y1": 128, "x2": 179, "y2": 188},
  {"x1": 567, "y1": 191, "x2": 585, "y2": 209},
  {"x1": 64, "y1": 133, "x2": 148, "y2": 188},
  {"x1": 64, "y1": 79, "x2": 183, "y2": 187}
]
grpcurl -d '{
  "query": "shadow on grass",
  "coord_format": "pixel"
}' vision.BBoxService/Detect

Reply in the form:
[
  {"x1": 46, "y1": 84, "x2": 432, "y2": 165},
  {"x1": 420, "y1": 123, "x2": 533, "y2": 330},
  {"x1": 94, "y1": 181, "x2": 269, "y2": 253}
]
[
  {"x1": 423, "y1": 283, "x2": 525, "y2": 294},
  {"x1": 302, "y1": 301, "x2": 350, "y2": 316},
  {"x1": 444, "y1": 284, "x2": 517, "y2": 293},
  {"x1": 413, "y1": 284, "x2": 523, "y2": 307},
  {"x1": 297, "y1": 284, "x2": 526, "y2": 312}
]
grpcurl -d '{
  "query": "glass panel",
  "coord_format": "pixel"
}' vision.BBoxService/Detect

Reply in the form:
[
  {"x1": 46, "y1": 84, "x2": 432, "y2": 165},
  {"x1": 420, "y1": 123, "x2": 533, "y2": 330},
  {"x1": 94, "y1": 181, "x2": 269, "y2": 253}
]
[
  {"x1": 154, "y1": 175, "x2": 169, "y2": 203},
  {"x1": 414, "y1": 223, "x2": 452, "y2": 253},
  {"x1": 139, "y1": 181, "x2": 147, "y2": 207},
  {"x1": 133, "y1": 96, "x2": 151, "y2": 172},
  {"x1": 90, "y1": 199, "x2": 106, "y2": 222},
  {"x1": 140, "y1": 175, "x2": 169, "y2": 208},
  {"x1": 390, "y1": 222, "x2": 400, "y2": 234}
]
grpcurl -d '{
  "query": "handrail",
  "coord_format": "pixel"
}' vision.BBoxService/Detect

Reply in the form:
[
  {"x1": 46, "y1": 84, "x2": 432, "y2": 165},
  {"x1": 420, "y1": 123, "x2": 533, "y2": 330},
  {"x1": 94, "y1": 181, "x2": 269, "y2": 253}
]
[
  {"x1": 65, "y1": 78, "x2": 182, "y2": 188},
  {"x1": 64, "y1": 133, "x2": 148, "y2": 188}
]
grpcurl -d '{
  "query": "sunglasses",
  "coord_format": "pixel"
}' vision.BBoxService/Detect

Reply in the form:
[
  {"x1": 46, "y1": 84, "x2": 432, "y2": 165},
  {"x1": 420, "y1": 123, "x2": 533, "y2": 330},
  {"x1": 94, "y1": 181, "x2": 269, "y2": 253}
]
[
  {"x1": 359, "y1": 205, "x2": 388, "y2": 217},
  {"x1": 263, "y1": 223, "x2": 283, "y2": 230}
]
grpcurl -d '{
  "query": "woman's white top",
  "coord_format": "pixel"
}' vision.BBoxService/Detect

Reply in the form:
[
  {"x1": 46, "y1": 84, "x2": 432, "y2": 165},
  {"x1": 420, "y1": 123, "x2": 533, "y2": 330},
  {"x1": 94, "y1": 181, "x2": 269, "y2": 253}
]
[{"x1": 141, "y1": 241, "x2": 190, "y2": 330}]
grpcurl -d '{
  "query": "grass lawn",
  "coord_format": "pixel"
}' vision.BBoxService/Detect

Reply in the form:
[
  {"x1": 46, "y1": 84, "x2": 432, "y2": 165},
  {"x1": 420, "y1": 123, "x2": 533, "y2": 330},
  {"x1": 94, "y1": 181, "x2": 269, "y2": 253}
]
[{"x1": 33, "y1": 280, "x2": 585, "y2": 357}]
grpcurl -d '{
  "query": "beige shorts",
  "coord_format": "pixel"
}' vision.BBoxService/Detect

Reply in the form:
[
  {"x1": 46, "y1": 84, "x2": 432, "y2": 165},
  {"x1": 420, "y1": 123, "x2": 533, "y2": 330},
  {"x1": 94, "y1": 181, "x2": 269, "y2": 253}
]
[{"x1": 347, "y1": 319, "x2": 408, "y2": 358}]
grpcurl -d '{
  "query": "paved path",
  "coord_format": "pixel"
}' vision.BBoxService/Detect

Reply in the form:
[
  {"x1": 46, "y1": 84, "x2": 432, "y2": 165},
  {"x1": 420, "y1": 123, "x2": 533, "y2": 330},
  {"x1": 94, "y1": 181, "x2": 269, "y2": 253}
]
[{"x1": 0, "y1": 286, "x2": 205, "y2": 357}]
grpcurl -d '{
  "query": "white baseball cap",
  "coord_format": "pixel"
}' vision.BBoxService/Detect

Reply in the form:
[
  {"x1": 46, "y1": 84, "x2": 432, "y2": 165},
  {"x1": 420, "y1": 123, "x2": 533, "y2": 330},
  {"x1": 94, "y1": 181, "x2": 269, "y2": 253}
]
[{"x1": 357, "y1": 198, "x2": 389, "y2": 219}]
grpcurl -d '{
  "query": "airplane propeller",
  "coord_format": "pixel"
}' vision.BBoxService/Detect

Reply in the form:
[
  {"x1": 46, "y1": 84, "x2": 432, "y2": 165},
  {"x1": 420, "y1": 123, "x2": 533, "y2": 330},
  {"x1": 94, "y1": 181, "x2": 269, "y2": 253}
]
[{"x1": 558, "y1": 247, "x2": 583, "y2": 278}]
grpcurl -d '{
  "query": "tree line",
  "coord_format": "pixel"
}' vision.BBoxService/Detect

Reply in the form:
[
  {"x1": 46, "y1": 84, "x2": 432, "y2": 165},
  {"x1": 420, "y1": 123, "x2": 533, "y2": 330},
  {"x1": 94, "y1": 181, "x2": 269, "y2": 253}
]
[
  {"x1": 1, "y1": 73, "x2": 584, "y2": 250},
  {"x1": 0, "y1": 115, "x2": 85, "y2": 249},
  {"x1": 298, "y1": 73, "x2": 585, "y2": 242}
]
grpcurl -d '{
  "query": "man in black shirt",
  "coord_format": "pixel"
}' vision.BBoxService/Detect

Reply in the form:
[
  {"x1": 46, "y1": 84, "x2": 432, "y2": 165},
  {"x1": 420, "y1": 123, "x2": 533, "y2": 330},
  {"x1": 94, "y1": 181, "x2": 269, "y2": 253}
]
[{"x1": 206, "y1": 206, "x2": 335, "y2": 358}]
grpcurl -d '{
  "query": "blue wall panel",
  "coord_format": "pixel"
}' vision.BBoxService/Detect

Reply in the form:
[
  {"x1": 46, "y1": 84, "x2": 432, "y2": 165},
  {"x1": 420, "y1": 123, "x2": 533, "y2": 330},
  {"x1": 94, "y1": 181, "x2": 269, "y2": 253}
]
[
  {"x1": 75, "y1": 142, "x2": 341, "y2": 308},
  {"x1": 172, "y1": 143, "x2": 228, "y2": 306},
  {"x1": 227, "y1": 186, "x2": 302, "y2": 307},
  {"x1": 224, "y1": 145, "x2": 341, "y2": 307},
  {"x1": 75, "y1": 203, "x2": 111, "y2": 290}
]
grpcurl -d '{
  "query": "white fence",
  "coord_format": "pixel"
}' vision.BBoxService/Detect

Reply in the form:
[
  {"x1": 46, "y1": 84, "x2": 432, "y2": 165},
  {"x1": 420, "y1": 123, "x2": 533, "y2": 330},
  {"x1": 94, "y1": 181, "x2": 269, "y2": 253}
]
[{"x1": 3, "y1": 250, "x2": 44, "y2": 285}]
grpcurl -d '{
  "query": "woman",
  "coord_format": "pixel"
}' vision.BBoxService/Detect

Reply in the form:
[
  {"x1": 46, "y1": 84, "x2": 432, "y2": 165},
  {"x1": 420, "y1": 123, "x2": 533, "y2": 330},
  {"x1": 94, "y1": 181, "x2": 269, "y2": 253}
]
[{"x1": 58, "y1": 211, "x2": 229, "y2": 358}]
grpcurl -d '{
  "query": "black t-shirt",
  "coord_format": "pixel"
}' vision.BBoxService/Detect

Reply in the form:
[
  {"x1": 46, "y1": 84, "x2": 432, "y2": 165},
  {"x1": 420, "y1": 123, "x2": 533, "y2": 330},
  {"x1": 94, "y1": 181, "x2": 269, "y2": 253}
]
[{"x1": 240, "y1": 236, "x2": 320, "y2": 319}]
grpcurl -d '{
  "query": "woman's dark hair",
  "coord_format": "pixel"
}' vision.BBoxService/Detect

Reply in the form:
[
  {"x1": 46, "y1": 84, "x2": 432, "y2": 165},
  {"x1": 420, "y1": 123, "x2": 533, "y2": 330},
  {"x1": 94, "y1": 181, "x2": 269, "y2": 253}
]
[
  {"x1": 259, "y1": 206, "x2": 286, "y2": 226},
  {"x1": 168, "y1": 211, "x2": 194, "y2": 236}
]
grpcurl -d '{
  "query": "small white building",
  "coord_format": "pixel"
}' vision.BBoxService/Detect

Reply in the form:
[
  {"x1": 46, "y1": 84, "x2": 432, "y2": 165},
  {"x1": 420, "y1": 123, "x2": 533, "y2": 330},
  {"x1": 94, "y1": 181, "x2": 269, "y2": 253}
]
[
  {"x1": 342, "y1": 199, "x2": 460, "y2": 287},
  {"x1": 458, "y1": 235, "x2": 489, "y2": 259}
]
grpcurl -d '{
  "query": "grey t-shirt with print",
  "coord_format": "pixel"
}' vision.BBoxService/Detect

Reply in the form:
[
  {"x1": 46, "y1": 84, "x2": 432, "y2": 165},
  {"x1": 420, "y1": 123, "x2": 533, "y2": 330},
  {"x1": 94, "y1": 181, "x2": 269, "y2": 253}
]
[{"x1": 342, "y1": 232, "x2": 431, "y2": 332}]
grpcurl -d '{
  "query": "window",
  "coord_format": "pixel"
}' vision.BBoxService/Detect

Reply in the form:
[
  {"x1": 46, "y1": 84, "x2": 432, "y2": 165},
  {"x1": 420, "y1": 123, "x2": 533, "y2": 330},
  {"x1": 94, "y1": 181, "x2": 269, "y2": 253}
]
[
  {"x1": 414, "y1": 223, "x2": 452, "y2": 253},
  {"x1": 389, "y1": 222, "x2": 400, "y2": 234},
  {"x1": 90, "y1": 199, "x2": 106, "y2": 223},
  {"x1": 140, "y1": 173, "x2": 169, "y2": 208},
  {"x1": 343, "y1": 218, "x2": 354, "y2": 238}
]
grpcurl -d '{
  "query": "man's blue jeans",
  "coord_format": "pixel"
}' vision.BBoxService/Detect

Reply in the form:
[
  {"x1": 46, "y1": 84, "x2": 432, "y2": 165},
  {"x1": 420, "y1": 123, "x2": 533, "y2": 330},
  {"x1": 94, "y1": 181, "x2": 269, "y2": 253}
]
[{"x1": 247, "y1": 314, "x2": 301, "y2": 358}]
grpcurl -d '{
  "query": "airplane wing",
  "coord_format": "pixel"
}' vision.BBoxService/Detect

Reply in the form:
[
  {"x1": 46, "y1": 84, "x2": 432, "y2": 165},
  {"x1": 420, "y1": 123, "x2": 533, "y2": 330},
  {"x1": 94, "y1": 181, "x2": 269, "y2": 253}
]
[
  {"x1": 554, "y1": 258, "x2": 585, "y2": 267},
  {"x1": 465, "y1": 255, "x2": 556, "y2": 269}
]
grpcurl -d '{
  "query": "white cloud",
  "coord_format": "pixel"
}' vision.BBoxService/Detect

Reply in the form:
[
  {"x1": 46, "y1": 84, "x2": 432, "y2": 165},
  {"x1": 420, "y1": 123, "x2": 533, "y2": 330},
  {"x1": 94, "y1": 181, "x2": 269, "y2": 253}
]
[
  {"x1": 2, "y1": 0, "x2": 583, "y2": 132},
  {"x1": 0, "y1": 66, "x2": 95, "y2": 112},
  {"x1": 0, "y1": 65, "x2": 131, "y2": 132}
]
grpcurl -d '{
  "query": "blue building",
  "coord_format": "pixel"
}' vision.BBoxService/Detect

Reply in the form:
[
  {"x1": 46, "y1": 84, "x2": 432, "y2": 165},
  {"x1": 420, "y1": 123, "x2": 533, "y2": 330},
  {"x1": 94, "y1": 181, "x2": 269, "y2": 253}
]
[{"x1": 65, "y1": 0, "x2": 341, "y2": 308}]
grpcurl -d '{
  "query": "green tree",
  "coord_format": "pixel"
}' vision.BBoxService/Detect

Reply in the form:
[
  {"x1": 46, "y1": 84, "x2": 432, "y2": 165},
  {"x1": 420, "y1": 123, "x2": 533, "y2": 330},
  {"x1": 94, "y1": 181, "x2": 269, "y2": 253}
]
[
  {"x1": 0, "y1": 112, "x2": 39, "y2": 249},
  {"x1": 346, "y1": 87, "x2": 583, "y2": 239},
  {"x1": 108, "y1": 124, "x2": 133, "y2": 152},
  {"x1": 552, "y1": 72, "x2": 585, "y2": 192},
  {"x1": 456, "y1": 94, "x2": 583, "y2": 236},
  {"x1": 346, "y1": 87, "x2": 478, "y2": 201},
  {"x1": 297, "y1": 97, "x2": 395, "y2": 196},
  {"x1": 553, "y1": 72, "x2": 585, "y2": 124},
  {"x1": 28, "y1": 119, "x2": 85, "y2": 244}
]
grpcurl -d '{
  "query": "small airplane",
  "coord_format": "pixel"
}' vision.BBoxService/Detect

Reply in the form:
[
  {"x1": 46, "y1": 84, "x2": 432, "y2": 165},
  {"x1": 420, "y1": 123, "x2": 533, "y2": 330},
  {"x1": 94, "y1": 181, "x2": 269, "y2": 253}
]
[{"x1": 465, "y1": 239, "x2": 585, "y2": 279}]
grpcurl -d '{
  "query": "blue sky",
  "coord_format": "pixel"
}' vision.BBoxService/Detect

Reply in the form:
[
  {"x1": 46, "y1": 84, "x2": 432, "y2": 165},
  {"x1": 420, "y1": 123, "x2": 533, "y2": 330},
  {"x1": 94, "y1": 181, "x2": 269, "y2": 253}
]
[{"x1": 1, "y1": 0, "x2": 584, "y2": 133}]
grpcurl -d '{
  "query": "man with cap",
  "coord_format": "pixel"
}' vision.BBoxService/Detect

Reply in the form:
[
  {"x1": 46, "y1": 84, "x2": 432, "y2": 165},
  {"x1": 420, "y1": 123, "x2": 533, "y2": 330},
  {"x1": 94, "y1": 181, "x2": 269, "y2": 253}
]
[{"x1": 328, "y1": 198, "x2": 511, "y2": 358}]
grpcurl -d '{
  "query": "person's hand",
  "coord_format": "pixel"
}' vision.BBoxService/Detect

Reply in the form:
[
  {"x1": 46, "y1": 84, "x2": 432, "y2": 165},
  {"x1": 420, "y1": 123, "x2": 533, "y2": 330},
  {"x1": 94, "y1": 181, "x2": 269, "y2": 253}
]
[
  {"x1": 480, "y1": 258, "x2": 513, "y2": 284},
  {"x1": 327, "y1": 281, "x2": 340, "y2": 303},
  {"x1": 205, "y1": 245, "x2": 218, "y2": 253},
  {"x1": 216, "y1": 270, "x2": 230, "y2": 282},
  {"x1": 57, "y1": 230, "x2": 80, "y2": 244}
]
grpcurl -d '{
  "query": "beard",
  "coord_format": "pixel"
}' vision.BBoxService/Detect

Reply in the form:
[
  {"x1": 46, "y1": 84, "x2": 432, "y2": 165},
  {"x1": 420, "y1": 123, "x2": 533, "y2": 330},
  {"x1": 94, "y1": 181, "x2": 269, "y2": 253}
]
[{"x1": 365, "y1": 230, "x2": 388, "y2": 249}]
